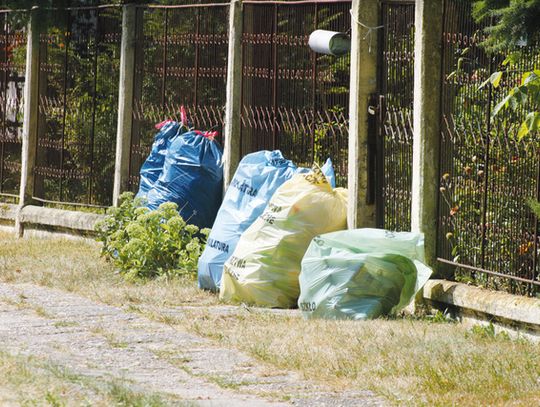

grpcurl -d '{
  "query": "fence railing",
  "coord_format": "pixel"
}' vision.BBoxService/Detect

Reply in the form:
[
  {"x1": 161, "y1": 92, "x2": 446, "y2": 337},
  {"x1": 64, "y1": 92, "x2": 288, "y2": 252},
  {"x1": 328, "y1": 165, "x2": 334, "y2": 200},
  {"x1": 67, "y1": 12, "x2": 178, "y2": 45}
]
[
  {"x1": 1, "y1": 1, "x2": 352, "y2": 206},
  {"x1": 240, "y1": 0, "x2": 350, "y2": 186},
  {"x1": 377, "y1": 0, "x2": 414, "y2": 231},
  {"x1": 34, "y1": 6, "x2": 122, "y2": 208},
  {"x1": 376, "y1": 0, "x2": 539, "y2": 296}
]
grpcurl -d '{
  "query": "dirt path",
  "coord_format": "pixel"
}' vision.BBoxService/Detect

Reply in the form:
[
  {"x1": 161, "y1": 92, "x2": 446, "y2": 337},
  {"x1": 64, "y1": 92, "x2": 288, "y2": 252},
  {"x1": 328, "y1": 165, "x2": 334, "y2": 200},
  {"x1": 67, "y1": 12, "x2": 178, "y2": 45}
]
[{"x1": 0, "y1": 282, "x2": 384, "y2": 406}]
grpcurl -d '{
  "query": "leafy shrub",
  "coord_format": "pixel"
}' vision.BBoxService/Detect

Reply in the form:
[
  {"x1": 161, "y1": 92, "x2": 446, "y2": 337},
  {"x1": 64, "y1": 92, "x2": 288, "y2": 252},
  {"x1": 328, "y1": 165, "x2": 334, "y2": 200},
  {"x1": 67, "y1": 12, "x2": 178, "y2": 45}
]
[
  {"x1": 529, "y1": 199, "x2": 540, "y2": 218},
  {"x1": 95, "y1": 192, "x2": 209, "y2": 280}
]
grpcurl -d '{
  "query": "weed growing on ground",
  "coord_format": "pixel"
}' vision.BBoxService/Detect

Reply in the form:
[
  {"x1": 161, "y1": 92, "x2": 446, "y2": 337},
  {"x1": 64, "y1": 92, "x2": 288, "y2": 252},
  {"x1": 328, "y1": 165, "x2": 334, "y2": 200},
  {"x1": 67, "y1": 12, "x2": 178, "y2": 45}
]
[
  {"x1": 468, "y1": 322, "x2": 511, "y2": 340},
  {"x1": 170, "y1": 307, "x2": 540, "y2": 406},
  {"x1": 0, "y1": 351, "x2": 177, "y2": 406},
  {"x1": 425, "y1": 309, "x2": 457, "y2": 324},
  {"x1": 0, "y1": 231, "x2": 217, "y2": 308}
]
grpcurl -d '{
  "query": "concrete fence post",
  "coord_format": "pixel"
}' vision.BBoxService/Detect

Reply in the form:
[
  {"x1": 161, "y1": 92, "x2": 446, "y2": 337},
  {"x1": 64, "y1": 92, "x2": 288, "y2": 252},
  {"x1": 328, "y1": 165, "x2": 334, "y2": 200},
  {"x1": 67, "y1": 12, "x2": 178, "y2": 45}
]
[
  {"x1": 223, "y1": 0, "x2": 243, "y2": 190},
  {"x1": 113, "y1": 4, "x2": 136, "y2": 206},
  {"x1": 16, "y1": 6, "x2": 41, "y2": 237},
  {"x1": 411, "y1": 0, "x2": 444, "y2": 271},
  {"x1": 347, "y1": 0, "x2": 378, "y2": 229}
]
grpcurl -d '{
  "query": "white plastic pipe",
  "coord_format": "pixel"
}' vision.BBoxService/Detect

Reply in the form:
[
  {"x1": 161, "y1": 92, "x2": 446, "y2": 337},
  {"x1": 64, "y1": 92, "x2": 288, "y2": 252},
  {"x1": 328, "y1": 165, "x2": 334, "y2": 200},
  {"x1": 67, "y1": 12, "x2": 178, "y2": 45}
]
[{"x1": 308, "y1": 30, "x2": 351, "y2": 56}]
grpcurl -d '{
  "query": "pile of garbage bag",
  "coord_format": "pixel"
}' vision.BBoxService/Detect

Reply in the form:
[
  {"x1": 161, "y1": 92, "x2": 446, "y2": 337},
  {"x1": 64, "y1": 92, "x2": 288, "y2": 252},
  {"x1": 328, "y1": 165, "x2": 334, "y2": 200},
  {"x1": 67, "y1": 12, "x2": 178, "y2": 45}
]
[
  {"x1": 136, "y1": 121, "x2": 185, "y2": 199},
  {"x1": 135, "y1": 122, "x2": 433, "y2": 318},
  {"x1": 136, "y1": 121, "x2": 223, "y2": 229}
]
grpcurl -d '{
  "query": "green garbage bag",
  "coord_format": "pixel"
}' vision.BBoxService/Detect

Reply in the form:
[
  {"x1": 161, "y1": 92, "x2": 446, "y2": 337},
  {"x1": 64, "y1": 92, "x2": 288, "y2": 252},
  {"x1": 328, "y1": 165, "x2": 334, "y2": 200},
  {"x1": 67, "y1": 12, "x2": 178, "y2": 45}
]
[
  {"x1": 219, "y1": 165, "x2": 348, "y2": 308},
  {"x1": 298, "y1": 229, "x2": 432, "y2": 320}
]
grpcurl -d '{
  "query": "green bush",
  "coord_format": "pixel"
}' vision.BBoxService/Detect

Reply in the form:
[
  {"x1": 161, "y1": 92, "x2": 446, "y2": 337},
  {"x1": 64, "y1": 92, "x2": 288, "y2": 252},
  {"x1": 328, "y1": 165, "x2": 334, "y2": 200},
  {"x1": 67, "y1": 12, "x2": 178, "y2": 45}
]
[{"x1": 95, "y1": 192, "x2": 209, "y2": 280}]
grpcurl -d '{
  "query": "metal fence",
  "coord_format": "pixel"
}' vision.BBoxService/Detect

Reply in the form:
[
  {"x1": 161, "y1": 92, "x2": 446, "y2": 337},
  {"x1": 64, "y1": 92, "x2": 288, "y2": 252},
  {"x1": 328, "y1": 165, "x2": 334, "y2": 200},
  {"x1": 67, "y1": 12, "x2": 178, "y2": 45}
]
[
  {"x1": 35, "y1": 5, "x2": 122, "y2": 207},
  {"x1": 0, "y1": 0, "x2": 350, "y2": 202},
  {"x1": 128, "y1": 2, "x2": 229, "y2": 191},
  {"x1": 377, "y1": 0, "x2": 539, "y2": 296},
  {"x1": 376, "y1": 0, "x2": 414, "y2": 231},
  {"x1": 240, "y1": 0, "x2": 350, "y2": 186},
  {"x1": 437, "y1": 0, "x2": 539, "y2": 296},
  {"x1": 0, "y1": 11, "x2": 26, "y2": 202}
]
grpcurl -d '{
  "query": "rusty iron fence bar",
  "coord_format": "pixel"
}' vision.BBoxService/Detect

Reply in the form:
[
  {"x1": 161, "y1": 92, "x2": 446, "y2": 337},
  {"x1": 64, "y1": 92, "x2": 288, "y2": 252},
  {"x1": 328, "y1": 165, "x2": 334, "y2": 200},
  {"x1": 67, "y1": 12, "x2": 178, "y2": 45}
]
[
  {"x1": 128, "y1": 3, "x2": 229, "y2": 192},
  {"x1": 144, "y1": 3, "x2": 230, "y2": 9},
  {"x1": 240, "y1": 0, "x2": 350, "y2": 186},
  {"x1": 33, "y1": 6, "x2": 122, "y2": 208},
  {"x1": 0, "y1": 11, "x2": 26, "y2": 202},
  {"x1": 376, "y1": 0, "x2": 415, "y2": 231},
  {"x1": 437, "y1": 0, "x2": 540, "y2": 296},
  {"x1": 438, "y1": 258, "x2": 540, "y2": 287},
  {"x1": 0, "y1": 5, "x2": 123, "y2": 14},
  {"x1": 243, "y1": 0, "x2": 350, "y2": 4}
]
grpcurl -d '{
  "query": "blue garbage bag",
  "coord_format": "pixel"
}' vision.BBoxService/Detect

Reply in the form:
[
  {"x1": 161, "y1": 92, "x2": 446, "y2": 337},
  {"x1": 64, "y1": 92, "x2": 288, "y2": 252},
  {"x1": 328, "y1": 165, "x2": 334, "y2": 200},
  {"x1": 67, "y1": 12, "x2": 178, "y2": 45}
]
[
  {"x1": 136, "y1": 121, "x2": 184, "y2": 199},
  {"x1": 145, "y1": 131, "x2": 223, "y2": 229},
  {"x1": 197, "y1": 151, "x2": 336, "y2": 291},
  {"x1": 321, "y1": 157, "x2": 336, "y2": 188}
]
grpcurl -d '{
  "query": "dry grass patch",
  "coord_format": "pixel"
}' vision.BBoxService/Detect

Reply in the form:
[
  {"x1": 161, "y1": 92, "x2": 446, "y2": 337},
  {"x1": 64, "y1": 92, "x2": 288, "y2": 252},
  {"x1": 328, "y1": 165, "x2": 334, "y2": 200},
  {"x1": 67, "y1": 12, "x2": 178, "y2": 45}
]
[
  {"x1": 170, "y1": 306, "x2": 540, "y2": 406},
  {"x1": 0, "y1": 350, "x2": 172, "y2": 406},
  {"x1": 0, "y1": 231, "x2": 217, "y2": 308},
  {"x1": 2, "y1": 231, "x2": 540, "y2": 406}
]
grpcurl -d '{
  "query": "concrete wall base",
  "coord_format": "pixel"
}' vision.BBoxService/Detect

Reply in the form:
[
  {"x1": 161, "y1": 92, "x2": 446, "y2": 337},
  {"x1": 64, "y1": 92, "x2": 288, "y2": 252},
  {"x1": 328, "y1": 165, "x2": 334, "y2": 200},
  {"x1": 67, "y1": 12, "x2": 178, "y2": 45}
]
[
  {"x1": 0, "y1": 204, "x2": 105, "y2": 241},
  {"x1": 423, "y1": 279, "x2": 540, "y2": 342}
]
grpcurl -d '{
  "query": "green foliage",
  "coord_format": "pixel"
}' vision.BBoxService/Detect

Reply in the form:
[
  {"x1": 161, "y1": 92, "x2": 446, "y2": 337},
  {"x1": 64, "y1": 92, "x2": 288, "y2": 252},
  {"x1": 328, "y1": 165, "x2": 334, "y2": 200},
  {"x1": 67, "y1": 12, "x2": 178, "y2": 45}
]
[
  {"x1": 469, "y1": 322, "x2": 510, "y2": 340},
  {"x1": 473, "y1": 0, "x2": 540, "y2": 53},
  {"x1": 480, "y1": 62, "x2": 540, "y2": 139},
  {"x1": 95, "y1": 192, "x2": 209, "y2": 281},
  {"x1": 529, "y1": 198, "x2": 540, "y2": 218},
  {"x1": 427, "y1": 309, "x2": 457, "y2": 324}
]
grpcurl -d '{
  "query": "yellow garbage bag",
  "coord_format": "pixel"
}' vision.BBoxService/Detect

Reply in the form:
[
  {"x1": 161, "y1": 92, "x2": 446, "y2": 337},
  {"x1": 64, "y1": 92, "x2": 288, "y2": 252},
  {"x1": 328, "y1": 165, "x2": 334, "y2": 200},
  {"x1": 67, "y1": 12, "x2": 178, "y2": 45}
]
[{"x1": 219, "y1": 165, "x2": 348, "y2": 308}]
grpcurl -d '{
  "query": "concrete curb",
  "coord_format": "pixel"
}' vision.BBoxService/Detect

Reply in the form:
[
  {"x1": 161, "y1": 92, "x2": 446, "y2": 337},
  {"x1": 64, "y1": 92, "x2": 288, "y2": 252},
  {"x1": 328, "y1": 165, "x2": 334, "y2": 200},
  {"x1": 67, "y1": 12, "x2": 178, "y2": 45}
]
[
  {"x1": 19, "y1": 205, "x2": 105, "y2": 232},
  {"x1": 423, "y1": 279, "x2": 540, "y2": 338},
  {"x1": 0, "y1": 202, "x2": 17, "y2": 221},
  {"x1": 0, "y1": 204, "x2": 105, "y2": 238}
]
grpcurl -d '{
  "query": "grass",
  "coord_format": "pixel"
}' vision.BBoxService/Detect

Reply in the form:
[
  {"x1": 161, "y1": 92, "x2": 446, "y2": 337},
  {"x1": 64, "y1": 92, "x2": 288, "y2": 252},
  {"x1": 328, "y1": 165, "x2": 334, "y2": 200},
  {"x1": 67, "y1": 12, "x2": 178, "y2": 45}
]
[
  {"x1": 54, "y1": 320, "x2": 80, "y2": 328},
  {"x1": 89, "y1": 326, "x2": 129, "y2": 349},
  {"x1": 0, "y1": 350, "x2": 175, "y2": 406},
  {"x1": 0, "y1": 231, "x2": 218, "y2": 308},
  {"x1": 161, "y1": 307, "x2": 540, "y2": 406},
  {"x1": 1, "y1": 231, "x2": 540, "y2": 406}
]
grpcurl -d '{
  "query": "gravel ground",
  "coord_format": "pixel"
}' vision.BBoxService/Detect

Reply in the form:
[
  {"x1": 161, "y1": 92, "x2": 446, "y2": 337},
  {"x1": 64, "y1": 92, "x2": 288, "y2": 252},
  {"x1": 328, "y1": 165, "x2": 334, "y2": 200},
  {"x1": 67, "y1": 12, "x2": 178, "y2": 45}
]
[{"x1": 0, "y1": 282, "x2": 385, "y2": 406}]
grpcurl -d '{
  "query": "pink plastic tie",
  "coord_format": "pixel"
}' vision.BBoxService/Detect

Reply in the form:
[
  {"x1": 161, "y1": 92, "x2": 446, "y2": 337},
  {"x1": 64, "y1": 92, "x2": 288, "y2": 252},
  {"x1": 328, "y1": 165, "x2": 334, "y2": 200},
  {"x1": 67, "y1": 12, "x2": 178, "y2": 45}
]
[
  {"x1": 155, "y1": 119, "x2": 173, "y2": 130},
  {"x1": 180, "y1": 105, "x2": 188, "y2": 127}
]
